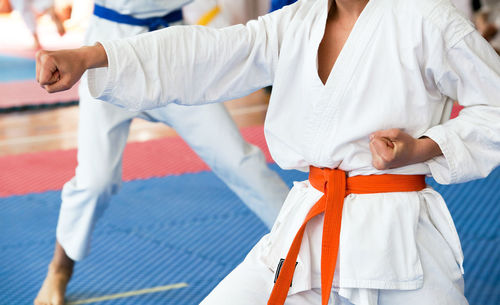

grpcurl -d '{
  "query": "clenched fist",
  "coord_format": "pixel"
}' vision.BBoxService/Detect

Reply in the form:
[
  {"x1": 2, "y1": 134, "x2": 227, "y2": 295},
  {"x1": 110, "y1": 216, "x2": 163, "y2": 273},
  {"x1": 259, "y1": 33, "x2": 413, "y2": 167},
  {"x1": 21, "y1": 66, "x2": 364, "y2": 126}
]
[
  {"x1": 369, "y1": 128, "x2": 443, "y2": 170},
  {"x1": 36, "y1": 43, "x2": 108, "y2": 93}
]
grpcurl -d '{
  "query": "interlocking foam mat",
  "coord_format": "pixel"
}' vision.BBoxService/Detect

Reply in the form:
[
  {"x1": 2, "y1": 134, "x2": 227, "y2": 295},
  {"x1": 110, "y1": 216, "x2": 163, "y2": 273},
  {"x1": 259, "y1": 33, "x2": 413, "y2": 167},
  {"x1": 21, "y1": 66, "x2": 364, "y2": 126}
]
[
  {"x1": 0, "y1": 126, "x2": 273, "y2": 197},
  {"x1": 0, "y1": 165, "x2": 499, "y2": 304},
  {"x1": 0, "y1": 165, "x2": 308, "y2": 305}
]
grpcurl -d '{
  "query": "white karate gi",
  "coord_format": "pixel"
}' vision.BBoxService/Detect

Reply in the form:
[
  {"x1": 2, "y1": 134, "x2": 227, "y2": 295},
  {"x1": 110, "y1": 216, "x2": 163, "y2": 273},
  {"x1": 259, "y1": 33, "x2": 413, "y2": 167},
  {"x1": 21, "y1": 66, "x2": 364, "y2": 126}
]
[
  {"x1": 87, "y1": 0, "x2": 500, "y2": 303},
  {"x1": 10, "y1": 0, "x2": 53, "y2": 33},
  {"x1": 56, "y1": 0, "x2": 290, "y2": 261}
]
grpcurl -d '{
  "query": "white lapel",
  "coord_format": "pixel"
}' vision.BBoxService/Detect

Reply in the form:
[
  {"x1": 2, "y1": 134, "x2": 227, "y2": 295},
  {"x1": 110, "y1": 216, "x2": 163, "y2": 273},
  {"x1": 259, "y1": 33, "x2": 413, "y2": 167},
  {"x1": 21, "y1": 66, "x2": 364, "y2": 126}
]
[{"x1": 309, "y1": 0, "x2": 386, "y2": 163}]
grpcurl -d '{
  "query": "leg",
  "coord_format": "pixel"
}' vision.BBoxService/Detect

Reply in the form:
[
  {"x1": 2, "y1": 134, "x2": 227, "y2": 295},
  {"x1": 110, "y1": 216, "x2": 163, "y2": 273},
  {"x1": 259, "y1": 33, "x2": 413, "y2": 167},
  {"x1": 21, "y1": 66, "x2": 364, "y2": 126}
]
[
  {"x1": 377, "y1": 204, "x2": 468, "y2": 305},
  {"x1": 146, "y1": 103, "x2": 290, "y2": 228},
  {"x1": 30, "y1": 0, "x2": 65, "y2": 35},
  {"x1": 47, "y1": 6, "x2": 66, "y2": 36},
  {"x1": 201, "y1": 240, "x2": 322, "y2": 305},
  {"x1": 34, "y1": 82, "x2": 136, "y2": 305},
  {"x1": 33, "y1": 242, "x2": 74, "y2": 305}
]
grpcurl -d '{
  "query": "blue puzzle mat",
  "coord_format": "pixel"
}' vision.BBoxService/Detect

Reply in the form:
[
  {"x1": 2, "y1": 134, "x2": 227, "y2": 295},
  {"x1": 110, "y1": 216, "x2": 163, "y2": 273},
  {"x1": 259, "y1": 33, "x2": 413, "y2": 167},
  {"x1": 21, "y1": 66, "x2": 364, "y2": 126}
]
[
  {"x1": 0, "y1": 165, "x2": 498, "y2": 305},
  {"x1": 0, "y1": 55, "x2": 35, "y2": 83}
]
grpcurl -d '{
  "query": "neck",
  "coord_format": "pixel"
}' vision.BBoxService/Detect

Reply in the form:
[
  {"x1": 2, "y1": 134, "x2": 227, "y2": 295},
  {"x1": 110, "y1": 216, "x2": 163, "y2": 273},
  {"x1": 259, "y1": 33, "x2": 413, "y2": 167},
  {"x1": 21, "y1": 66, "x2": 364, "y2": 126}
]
[{"x1": 329, "y1": 0, "x2": 369, "y2": 18}]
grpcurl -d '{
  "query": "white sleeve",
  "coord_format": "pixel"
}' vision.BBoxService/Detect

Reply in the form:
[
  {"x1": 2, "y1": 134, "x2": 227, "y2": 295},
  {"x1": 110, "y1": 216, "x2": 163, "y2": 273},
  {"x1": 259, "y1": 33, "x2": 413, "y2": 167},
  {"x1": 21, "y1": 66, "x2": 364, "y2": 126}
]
[
  {"x1": 423, "y1": 31, "x2": 500, "y2": 184},
  {"x1": 88, "y1": 6, "x2": 295, "y2": 111}
]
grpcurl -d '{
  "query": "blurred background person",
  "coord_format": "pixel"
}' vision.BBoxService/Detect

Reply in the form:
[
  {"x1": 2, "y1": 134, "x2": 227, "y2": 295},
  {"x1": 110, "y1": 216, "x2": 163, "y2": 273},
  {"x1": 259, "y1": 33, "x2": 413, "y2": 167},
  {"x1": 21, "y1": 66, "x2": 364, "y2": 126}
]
[
  {"x1": 270, "y1": 0, "x2": 297, "y2": 12},
  {"x1": 33, "y1": 1, "x2": 289, "y2": 305},
  {"x1": 183, "y1": 0, "x2": 270, "y2": 26},
  {"x1": 476, "y1": 0, "x2": 500, "y2": 53},
  {"x1": 0, "y1": 0, "x2": 12, "y2": 14},
  {"x1": 3, "y1": 0, "x2": 69, "y2": 49}
]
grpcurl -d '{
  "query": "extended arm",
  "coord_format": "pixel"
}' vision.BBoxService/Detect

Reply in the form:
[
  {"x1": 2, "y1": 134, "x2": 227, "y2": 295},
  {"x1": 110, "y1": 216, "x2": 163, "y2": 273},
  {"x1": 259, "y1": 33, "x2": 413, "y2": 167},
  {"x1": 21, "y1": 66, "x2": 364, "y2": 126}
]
[
  {"x1": 87, "y1": 12, "x2": 289, "y2": 111},
  {"x1": 36, "y1": 5, "x2": 296, "y2": 110},
  {"x1": 37, "y1": 6, "x2": 299, "y2": 110},
  {"x1": 36, "y1": 44, "x2": 108, "y2": 92}
]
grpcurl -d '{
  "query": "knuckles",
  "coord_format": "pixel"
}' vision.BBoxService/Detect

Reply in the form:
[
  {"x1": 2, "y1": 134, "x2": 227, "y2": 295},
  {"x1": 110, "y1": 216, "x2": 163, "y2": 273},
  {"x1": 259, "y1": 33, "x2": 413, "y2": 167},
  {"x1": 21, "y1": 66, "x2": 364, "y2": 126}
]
[
  {"x1": 36, "y1": 51, "x2": 55, "y2": 68},
  {"x1": 370, "y1": 138, "x2": 396, "y2": 170},
  {"x1": 36, "y1": 51, "x2": 47, "y2": 63}
]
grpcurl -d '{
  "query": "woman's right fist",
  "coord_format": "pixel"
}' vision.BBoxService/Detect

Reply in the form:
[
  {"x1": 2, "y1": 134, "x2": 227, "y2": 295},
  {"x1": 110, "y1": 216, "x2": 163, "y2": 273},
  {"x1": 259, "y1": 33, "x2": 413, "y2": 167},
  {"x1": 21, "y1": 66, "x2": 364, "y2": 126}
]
[
  {"x1": 36, "y1": 48, "x2": 85, "y2": 93},
  {"x1": 36, "y1": 44, "x2": 108, "y2": 93}
]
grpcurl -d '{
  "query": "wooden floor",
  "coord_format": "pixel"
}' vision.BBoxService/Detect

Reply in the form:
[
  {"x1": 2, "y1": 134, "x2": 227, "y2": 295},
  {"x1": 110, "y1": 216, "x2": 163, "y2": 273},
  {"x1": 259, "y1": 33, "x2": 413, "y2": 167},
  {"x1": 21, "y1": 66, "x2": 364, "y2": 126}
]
[{"x1": 0, "y1": 90, "x2": 270, "y2": 157}]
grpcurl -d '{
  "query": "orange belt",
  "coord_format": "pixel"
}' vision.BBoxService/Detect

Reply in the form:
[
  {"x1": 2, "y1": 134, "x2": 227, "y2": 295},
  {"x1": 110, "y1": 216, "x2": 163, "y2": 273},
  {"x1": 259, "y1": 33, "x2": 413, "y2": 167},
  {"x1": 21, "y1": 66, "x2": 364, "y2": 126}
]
[{"x1": 267, "y1": 166, "x2": 426, "y2": 305}]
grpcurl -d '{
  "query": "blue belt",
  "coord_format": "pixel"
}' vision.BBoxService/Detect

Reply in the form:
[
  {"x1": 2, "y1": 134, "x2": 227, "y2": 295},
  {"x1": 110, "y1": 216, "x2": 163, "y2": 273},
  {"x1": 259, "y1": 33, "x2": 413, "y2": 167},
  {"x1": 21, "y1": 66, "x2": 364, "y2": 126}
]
[
  {"x1": 270, "y1": 0, "x2": 298, "y2": 12},
  {"x1": 93, "y1": 4, "x2": 183, "y2": 32}
]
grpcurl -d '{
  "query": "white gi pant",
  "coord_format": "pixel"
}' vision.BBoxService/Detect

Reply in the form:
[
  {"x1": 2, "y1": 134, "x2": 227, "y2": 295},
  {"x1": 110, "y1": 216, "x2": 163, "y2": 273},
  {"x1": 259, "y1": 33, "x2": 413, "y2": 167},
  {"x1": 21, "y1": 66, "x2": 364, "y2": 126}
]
[
  {"x1": 201, "y1": 185, "x2": 468, "y2": 305},
  {"x1": 56, "y1": 15, "x2": 289, "y2": 261}
]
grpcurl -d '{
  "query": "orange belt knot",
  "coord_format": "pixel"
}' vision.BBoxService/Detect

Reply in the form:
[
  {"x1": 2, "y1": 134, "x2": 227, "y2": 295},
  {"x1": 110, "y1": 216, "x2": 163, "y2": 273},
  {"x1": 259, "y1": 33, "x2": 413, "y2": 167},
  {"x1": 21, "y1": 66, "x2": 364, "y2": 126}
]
[{"x1": 267, "y1": 166, "x2": 426, "y2": 305}]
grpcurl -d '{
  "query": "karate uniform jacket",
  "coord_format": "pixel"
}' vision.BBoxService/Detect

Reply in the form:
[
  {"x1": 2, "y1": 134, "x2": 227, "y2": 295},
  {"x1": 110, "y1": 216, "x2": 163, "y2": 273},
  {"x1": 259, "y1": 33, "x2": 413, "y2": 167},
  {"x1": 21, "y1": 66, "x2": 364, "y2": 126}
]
[{"x1": 88, "y1": 0, "x2": 500, "y2": 294}]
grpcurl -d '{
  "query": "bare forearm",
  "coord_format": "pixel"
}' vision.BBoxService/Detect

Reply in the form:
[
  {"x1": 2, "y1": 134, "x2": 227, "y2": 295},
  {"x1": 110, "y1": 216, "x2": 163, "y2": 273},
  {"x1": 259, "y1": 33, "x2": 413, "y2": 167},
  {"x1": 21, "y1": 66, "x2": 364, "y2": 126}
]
[
  {"x1": 411, "y1": 137, "x2": 443, "y2": 164},
  {"x1": 82, "y1": 43, "x2": 108, "y2": 69}
]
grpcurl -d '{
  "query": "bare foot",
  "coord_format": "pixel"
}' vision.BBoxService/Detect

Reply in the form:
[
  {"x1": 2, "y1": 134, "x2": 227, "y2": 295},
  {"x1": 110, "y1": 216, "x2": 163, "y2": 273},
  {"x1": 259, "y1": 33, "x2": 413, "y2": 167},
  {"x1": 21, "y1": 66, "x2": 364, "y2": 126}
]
[
  {"x1": 34, "y1": 263, "x2": 72, "y2": 305},
  {"x1": 34, "y1": 242, "x2": 75, "y2": 305}
]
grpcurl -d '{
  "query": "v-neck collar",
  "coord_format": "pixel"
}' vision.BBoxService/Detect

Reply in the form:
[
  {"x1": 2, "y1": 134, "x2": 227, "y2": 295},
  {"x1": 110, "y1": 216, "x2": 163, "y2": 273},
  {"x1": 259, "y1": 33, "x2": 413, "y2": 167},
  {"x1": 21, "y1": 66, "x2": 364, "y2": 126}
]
[
  {"x1": 314, "y1": 0, "x2": 382, "y2": 89},
  {"x1": 308, "y1": 0, "x2": 385, "y2": 164}
]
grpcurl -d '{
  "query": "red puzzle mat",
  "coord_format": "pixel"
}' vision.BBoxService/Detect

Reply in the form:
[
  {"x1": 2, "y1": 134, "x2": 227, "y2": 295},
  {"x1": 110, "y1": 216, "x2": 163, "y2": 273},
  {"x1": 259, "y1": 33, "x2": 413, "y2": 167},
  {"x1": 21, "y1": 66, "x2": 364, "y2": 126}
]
[
  {"x1": 0, "y1": 125, "x2": 274, "y2": 197},
  {"x1": 0, "y1": 80, "x2": 79, "y2": 110}
]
